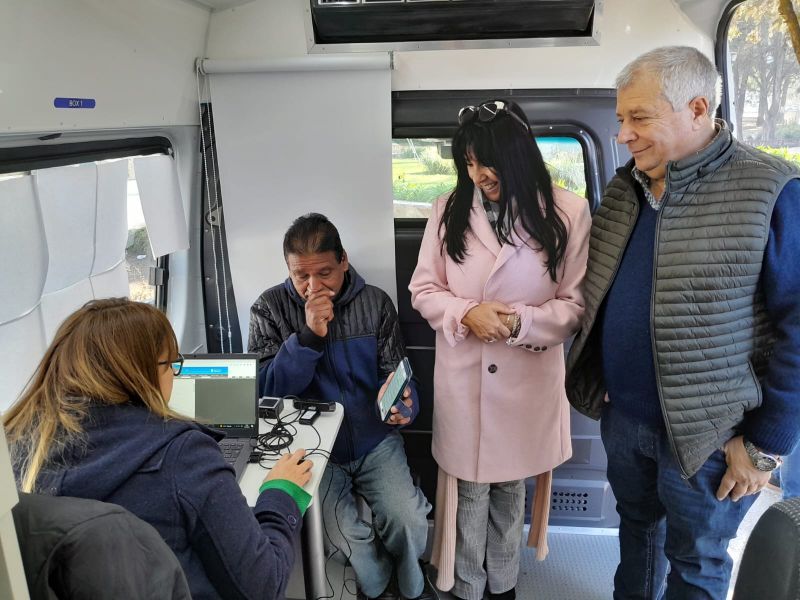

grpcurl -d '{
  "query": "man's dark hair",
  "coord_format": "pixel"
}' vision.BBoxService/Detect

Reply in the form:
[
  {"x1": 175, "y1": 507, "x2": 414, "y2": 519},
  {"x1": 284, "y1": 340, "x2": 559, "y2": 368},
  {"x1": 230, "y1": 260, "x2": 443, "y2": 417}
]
[{"x1": 283, "y1": 213, "x2": 345, "y2": 263}]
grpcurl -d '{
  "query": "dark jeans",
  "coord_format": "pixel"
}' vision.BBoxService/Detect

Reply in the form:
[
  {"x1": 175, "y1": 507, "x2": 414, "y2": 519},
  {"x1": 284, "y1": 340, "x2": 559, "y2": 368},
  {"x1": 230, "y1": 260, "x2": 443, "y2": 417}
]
[
  {"x1": 320, "y1": 431, "x2": 431, "y2": 599},
  {"x1": 601, "y1": 407, "x2": 757, "y2": 600}
]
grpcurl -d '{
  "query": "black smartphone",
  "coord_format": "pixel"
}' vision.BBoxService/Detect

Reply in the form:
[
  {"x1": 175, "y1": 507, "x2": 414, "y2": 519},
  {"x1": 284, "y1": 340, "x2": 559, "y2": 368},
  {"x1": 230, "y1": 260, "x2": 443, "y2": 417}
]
[{"x1": 378, "y1": 357, "x2": 413, "y2": 422}]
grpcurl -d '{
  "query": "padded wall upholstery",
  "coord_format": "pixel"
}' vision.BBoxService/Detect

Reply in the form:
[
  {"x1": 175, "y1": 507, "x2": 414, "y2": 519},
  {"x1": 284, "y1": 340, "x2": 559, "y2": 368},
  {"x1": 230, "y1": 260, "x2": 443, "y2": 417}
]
[
  {"x1": 0, "y1": 161, "x2": 130, "y2": 412},
  {"x1": 0, "y1": 175, "x2": 49, "y2": 412}
]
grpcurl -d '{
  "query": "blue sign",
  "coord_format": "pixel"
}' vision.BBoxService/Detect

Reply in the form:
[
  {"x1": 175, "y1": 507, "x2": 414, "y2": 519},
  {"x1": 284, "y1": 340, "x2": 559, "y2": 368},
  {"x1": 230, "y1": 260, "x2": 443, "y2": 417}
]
[
  {"x1": 180, "y1": 366, "x2": 229, "y2": 376},
  {"x1": 54, "y1": 97, "x2": 96, "y2": 109}
]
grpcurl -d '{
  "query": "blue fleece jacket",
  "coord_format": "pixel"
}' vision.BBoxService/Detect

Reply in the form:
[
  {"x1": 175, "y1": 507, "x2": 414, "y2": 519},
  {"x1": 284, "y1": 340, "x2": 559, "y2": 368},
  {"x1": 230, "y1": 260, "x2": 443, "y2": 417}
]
[
  {"x1": 601, "y1": 178, "x2": 800, "y2": 455},
  {"x1": 249, "y1": 268, "x2": 419, "y2": 464},
  {"x1": 33, "y1": 402, "x2": 302, "y2": 600}
]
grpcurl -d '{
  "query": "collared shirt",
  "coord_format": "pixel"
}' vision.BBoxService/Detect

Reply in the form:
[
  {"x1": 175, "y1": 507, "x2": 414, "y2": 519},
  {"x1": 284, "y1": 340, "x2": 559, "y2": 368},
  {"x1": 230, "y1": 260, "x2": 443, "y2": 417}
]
[
  {"x1": 632, "y1": 168, "x2": 663, "y2": 210},
  {"x1": 631, "y1": 124, "x2": 723, "y2": 211},
  {"x1": 481, "y1": 193, "x2": 502, "y2": 240}
]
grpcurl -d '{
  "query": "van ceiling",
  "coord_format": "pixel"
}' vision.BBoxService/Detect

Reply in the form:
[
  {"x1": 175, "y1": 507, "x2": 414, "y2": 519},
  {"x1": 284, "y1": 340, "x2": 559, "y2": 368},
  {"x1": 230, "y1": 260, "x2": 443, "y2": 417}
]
[{"x1": 195, "y1": 0, "x2": 732, "y2": 41}]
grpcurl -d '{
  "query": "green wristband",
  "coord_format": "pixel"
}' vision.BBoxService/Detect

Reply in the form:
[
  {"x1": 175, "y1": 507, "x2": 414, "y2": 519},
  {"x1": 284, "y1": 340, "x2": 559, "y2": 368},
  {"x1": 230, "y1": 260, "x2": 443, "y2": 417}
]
[{"x1": 259, "y1": 479, "x2": 312, "y2": 515}]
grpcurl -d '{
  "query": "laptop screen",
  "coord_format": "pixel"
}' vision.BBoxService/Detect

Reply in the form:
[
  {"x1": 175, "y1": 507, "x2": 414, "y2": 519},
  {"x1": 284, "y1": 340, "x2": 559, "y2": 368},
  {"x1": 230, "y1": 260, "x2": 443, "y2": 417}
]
[{"x1": 169, "y1": 353, "x2": 258, "y2": 437}]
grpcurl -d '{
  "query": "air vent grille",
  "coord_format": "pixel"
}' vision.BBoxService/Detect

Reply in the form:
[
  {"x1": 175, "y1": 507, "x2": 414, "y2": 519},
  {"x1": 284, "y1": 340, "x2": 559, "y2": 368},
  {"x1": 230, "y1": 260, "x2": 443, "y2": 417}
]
[
  {"x1": 552, "y1": 489, "x2": 591, "y2": 513},
  {"x1": 550, "y1": 481, "x2": 605, "y2": 519},
  {"x1": 309, "y1": 0, "x2": 597, "y2": 47}
]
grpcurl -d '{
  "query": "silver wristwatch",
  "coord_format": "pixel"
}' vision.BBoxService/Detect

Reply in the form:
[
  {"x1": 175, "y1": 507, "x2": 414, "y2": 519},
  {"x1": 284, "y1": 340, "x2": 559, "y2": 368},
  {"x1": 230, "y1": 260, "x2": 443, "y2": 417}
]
[{"x1": 743, "y1": 439, "x2": 781, "y2": 472}]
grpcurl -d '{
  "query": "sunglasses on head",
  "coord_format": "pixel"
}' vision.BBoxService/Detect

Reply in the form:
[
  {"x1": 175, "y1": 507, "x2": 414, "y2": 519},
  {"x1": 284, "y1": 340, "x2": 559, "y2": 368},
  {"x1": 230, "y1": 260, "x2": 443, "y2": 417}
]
[{"x1": 457, "y1": 101, "x2": 530, "y2": 132}]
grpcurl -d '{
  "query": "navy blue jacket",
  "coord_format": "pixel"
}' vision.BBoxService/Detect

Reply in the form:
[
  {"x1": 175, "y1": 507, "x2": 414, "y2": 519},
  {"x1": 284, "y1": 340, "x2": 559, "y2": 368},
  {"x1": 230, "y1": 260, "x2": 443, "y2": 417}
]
[
  {"x1": 601, "y1": 178, "x2": 800, "y2": 455},
  {"x1": 34, "y1": 402, "x2": 301, "y2": 600},
  {"x1": 248, "y1": 268, "x2": 419, "y2": 463}
]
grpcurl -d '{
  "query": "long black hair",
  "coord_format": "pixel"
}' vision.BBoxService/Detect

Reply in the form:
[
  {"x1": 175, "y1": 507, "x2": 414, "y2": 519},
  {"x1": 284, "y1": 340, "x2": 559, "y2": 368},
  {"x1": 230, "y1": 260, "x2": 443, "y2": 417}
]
[{"x1": 439, "y1": 99, "x2": 568, "y2": 282}]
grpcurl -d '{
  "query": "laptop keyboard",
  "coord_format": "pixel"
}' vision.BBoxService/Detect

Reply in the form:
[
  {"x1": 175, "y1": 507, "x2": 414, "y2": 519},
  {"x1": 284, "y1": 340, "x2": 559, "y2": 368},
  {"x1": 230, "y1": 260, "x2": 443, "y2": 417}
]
[{"x1": 219, "y1": 440, "x2": 246, "y2": 466}]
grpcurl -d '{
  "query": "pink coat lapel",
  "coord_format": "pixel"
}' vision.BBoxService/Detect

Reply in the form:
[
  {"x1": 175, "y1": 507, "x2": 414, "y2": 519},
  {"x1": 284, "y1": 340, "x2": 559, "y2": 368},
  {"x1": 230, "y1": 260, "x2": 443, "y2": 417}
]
[{"x1": 469, "y1": 187, "x2": 502, "y2": 258}]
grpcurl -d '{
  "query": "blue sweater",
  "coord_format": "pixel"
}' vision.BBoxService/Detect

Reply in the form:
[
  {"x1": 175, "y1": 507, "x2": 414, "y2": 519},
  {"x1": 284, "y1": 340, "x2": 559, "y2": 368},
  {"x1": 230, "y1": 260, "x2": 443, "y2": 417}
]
[
  {"x1": 34, "y1": 403, "x2": 302, "y2": 600},
  {"x1": 250, "y1": 268, "x2": 419, "y2": 464},
  {"x1": 601, "y1": 178, "x2": 800, "y2": 455}
]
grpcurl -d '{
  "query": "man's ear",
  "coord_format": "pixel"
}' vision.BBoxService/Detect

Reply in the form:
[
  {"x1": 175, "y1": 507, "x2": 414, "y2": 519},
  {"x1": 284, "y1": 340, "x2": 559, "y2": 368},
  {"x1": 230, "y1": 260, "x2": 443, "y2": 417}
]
[
  {"x1": 341, "y1": 250, "x2": 349, "y2": 271},
  {"x1": 688, "y1": 95, "x2": 711, "y2": 127}
]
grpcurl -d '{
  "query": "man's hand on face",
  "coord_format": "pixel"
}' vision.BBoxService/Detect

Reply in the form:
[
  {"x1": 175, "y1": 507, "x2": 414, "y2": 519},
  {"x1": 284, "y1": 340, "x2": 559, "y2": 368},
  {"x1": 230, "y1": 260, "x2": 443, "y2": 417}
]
[
  {"x1": 305, "y1": 289, "x2": 335, "y2": 337},
  {"x1": 716, "y1": 435, "x2": 772, "y2": 502}
]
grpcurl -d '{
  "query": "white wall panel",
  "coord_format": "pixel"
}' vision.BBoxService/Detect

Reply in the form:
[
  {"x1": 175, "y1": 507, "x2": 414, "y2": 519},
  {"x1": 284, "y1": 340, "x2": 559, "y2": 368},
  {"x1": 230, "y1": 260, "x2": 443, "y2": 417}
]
[
  {"x1": 1, "y1": 0, "x2": 209, "y2": 133},
  {"x1": 0, "y1": 307, "x2": 46, "y2": 411},
  {"x1": 36, "y1": 164, "x2": 97, "y2": 294},
  {"x1": 0, "y1": 176, "x2": 47, "y2": 324},
  {"x1": 40, "y1": 280, "x2": 94, "y2": 342},
  {"x1": 208, "y1": 67, "x2": 395, "y2": 346},
  {"x1": 93, "y1": 160, "x2": 129, "y2": 275}
]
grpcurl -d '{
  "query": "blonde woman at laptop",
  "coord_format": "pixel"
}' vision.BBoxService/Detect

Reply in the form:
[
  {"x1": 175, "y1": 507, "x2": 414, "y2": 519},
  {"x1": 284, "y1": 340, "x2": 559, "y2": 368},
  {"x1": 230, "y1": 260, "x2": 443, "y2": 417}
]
[{"x1": 4, "y1": 297, "x2": 311, "y2": 600}]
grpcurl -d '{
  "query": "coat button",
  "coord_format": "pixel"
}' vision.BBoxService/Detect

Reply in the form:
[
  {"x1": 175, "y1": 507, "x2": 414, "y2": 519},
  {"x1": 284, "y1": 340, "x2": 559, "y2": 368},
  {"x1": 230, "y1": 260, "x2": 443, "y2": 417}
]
[
  {"x1": 533, "y1": 346, "x2": 541, "y2": 351},
  {"x1": 288, "y1": 515, "x2": 298, "y2": 526},
  {"x1": 542, "y1": 346, "x2": 547, "y2": 351},
  {"x1": 488, "y1": 364, "x2": 497, "y2": 374},
  {"x1": 524, "y1": 344, "x2": 532, "y2": 349}
]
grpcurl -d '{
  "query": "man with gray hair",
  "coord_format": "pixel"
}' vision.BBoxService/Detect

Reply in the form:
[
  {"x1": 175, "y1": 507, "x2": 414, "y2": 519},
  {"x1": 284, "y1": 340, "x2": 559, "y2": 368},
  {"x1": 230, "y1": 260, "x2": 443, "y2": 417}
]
[{"x1": 566, "y1": 45, "x2": 800, "y2": 598}]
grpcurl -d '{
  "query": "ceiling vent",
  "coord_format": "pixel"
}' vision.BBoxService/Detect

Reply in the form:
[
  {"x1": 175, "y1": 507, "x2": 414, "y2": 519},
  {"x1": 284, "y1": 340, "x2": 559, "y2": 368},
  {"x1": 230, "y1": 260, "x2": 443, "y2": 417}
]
[{"x1": 306, "y1": 0, "x2": 600, "y2": 52}]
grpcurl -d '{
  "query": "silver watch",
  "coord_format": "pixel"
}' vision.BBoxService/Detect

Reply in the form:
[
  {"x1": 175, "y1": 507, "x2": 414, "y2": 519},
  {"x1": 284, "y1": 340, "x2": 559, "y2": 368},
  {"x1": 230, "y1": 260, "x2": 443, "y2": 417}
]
[{"x1": 743, "y1": 439, "x2": 781, "y2": 472}]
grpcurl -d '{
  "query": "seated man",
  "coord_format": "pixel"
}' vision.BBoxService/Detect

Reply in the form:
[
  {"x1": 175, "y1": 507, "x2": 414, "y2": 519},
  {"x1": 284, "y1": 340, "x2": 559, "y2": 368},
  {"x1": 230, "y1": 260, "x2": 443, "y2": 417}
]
[{"x1": 248, "y1": 213, "x2": 436, "y2": 600}]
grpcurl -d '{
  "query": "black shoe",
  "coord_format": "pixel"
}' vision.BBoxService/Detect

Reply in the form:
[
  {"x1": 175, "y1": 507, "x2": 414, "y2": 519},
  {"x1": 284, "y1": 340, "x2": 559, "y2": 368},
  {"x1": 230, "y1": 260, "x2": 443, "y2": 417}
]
[
  {"x1": 488, "y1": 588, "x2": 516, "y2": 600},
  {"x1": 357, "y1": 577, "x2": 400, "y2": 600},
  {"x1": 406, "y1": 562, "x2": 440, "y2": 600}
]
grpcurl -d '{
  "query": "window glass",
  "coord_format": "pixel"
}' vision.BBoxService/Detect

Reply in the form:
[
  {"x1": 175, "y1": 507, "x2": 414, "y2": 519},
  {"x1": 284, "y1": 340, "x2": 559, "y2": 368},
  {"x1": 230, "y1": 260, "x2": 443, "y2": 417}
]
[
  {"x1": 125, "y1": 158, "x2": 157, "y2": 304},
  {"x1": 727, "y1": 0, "x2": 800, "y2": 169},
  {"x1": 539, "y1": 137, "x2": 587, "y2": 199},
  {"x1": 392, "y1": 138, "x2": 457, "y2": 218},
  {"x1": 392, "y1": 136, "x2": 587, "y2": 218}
]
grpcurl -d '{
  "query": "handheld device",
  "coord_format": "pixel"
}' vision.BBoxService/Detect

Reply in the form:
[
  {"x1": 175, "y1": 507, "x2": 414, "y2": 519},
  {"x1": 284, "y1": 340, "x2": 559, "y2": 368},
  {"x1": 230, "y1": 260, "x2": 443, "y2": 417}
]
[{"x1": 378, "y1": 357, "x2": 413, "y2": 422}]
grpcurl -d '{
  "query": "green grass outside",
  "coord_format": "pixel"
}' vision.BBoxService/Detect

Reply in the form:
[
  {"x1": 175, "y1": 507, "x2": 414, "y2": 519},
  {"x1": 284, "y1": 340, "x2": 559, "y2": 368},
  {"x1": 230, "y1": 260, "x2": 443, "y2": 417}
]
[{"x1": 393, "y1": 158, "x2": 456, "y2": 204}]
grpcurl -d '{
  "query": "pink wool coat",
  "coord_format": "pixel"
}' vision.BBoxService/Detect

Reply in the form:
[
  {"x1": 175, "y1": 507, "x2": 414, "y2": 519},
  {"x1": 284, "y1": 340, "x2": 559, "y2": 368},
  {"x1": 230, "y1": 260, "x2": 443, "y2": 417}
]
[{"x1": 409, "y1": 186, "x2": 591, "y2": 483}]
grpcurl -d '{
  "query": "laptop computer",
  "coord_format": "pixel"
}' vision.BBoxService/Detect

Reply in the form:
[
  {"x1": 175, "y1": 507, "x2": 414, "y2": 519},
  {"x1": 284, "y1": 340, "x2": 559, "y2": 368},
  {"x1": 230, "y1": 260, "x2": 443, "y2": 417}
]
[{"x1": 169, "y1": 353, "x2": 259, "y2": 481}]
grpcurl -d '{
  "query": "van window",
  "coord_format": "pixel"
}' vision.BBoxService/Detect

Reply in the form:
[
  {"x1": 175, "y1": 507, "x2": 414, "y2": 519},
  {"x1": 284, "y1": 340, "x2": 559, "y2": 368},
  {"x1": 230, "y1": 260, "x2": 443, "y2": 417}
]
[
  {"x1": 392, "y1": 136, "x2": 587, "y2": 218},
  {"x1": 726, "y1": 0, "x2": 800, "y2": 165},
  {"x1": 0, "y1": 161, "x2": 157, "y2": 305},
  {"x1": 124, "y1": 158, "x2": 157, "y2": 304}
]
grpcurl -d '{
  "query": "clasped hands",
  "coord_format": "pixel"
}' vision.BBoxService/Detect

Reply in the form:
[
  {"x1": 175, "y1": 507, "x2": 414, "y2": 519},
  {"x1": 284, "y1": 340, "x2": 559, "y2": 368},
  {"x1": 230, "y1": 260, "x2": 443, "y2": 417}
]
[{"x1": 462, "y1": 301, "x2": 516, "y2": 344}]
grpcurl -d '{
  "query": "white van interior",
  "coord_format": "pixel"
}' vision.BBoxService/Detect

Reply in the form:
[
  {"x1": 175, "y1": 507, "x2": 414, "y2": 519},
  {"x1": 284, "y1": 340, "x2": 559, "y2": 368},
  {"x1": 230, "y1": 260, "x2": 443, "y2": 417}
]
[{"x1": 1, "y1": 0, "x2": 797, "y2": 597}]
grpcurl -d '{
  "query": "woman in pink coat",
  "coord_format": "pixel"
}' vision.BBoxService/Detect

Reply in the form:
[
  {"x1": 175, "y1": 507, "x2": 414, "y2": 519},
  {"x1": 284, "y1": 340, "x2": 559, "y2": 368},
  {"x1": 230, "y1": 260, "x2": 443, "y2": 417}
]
[{"x1": 409, "y1": 99, "x2": 591, "y2": 600}]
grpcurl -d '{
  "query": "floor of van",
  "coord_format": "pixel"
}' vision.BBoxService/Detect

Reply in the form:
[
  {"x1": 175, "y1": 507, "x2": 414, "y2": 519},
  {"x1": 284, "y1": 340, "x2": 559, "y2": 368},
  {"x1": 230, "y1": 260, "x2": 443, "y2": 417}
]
[{"x1": 286, "y1": 487, "x2": 780, "y2": 599}]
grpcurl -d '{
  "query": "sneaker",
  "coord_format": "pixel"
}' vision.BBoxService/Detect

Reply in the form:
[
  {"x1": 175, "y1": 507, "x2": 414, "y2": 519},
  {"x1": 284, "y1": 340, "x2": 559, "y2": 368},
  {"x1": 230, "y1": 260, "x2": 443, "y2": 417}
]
[{"x1": 406, "y1": 562, "x2": 440, "y2": 600}]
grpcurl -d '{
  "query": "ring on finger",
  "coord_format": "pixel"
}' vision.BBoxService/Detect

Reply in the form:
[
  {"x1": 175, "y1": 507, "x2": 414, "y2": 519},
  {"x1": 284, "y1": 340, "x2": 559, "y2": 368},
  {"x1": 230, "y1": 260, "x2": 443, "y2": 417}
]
[{"x1": 487, "y1": 338, "x2": 496, "y2": 343}]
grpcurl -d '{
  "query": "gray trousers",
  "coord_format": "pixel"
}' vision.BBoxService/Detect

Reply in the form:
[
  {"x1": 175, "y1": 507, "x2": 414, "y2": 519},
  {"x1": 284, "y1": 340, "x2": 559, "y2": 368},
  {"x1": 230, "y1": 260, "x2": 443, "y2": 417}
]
[{"x1": 453, "y1": 479, "x2": 526, "y2": 600}]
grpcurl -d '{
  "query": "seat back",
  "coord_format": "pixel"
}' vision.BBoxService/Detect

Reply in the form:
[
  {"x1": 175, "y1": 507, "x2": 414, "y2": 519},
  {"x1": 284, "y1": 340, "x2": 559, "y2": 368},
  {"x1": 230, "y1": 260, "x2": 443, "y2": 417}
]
[
  {"x1": 0, "y1": 428, "x2": 29, "y2": 600},
  {"x1": 733, "y1": 497, "x2": 800, "y2": 600},
  {"x1": 12, "y1": 493, "x2": 191, "y2": 600}
]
